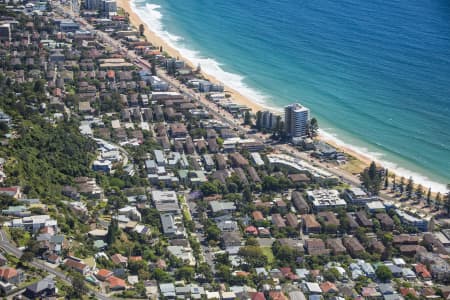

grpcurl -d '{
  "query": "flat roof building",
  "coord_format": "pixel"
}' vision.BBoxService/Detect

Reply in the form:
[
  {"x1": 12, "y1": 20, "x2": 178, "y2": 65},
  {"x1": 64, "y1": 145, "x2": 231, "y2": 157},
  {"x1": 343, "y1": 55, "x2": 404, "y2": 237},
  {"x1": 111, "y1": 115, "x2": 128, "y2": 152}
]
[
  {"x1": 307, "y1": 189, "x2": 346, "y2": 211},
  {"x1": 151, "y1": 190, "x2": 180, "y2": 214}
]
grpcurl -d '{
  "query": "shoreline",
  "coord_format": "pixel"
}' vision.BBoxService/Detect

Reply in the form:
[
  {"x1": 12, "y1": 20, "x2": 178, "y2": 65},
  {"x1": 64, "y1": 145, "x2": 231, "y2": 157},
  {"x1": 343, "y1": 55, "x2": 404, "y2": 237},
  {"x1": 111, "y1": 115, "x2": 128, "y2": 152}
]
[
  {"x1": 118, "y1": 0, "x2": 448, "y2": 193},
  {"x1": 118, "y1": 0, "x2": 266, "y2": 113}
]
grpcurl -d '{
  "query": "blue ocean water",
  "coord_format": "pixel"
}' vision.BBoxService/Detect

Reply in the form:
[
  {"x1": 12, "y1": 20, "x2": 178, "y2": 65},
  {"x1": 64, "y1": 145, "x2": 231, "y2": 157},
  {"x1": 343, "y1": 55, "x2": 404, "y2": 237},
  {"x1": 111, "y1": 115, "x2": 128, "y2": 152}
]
[{"x1": 132, "y1": 0, "x2": 450, "y2": 191}]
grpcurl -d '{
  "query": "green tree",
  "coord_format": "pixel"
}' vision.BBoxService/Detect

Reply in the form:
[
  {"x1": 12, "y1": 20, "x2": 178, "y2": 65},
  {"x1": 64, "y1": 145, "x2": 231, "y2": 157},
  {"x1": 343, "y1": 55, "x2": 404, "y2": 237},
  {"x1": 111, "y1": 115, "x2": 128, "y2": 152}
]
[
  {"x1": 153, "y1": 268, "x2": 172, "y2": 282},
  {"x1": 262, "y1": 176, "x2": 280, "y2": 192},
  {"x1": 214, "y1": 252, "x2": 230, "y2": 265},
  {"x1": 175, "y1": 266, "x2": 195, "y2": 282},
  {"x1": 206, "y1": 223, "x2": 221, "y2": 242},
  {"x1": 272, "y1": 243, "x2": 299, "y2": 265},
  {"x1": 216, "y1": 265, "x2": 231, "y2": 282},
  {"x1": 106, "y1": 218, "x2": 118, "y2": 245},
  {"x1": 151, "y1": 58, "x2": 157, "y2": 76},
  {"x1": 238, "y1": 246, "x2": 268, "y2": 268},
  {"x1": 69, "y1": 272, "x2": 88, "y2": 298},
  {"x1": 426, "y1": 188, "x2": 432, "y2": 206},
  {"x1": 309, "y1": 117, "x2": 319, "y2": 137},
  {"x1": 255, "y1": 111, "x2": 262, "y2": 130},
  {"x1": 384, "y1": 169, "x2": 389, "y2": 189},
  {"x1": 399, "y1": 177, "x2": 405, "y2": 194},
  {"x1": 323, "y1": 268, "x2": 341, "y2": 282},
  {"x1": 274, "y1": 115, "x2": 284, "y2": 139},
  {"x1": 200, "y1": 181, "x2": 219, "y2": 196},
  {"x1": 415, "y1": 184, "x2": 423, "y2": 199},
  {"x1": 243, "y1": 111, "x2": 252, "y2": 126},
  {"x1": 406, "y1": 177, "x2": 414, "y2": 199},
  {"x1": 139, "y1": 24, "x2": 145, "y2": 36},
  {"x1": 376, "y1": 265, "x2": 393, "y2": 282},
  {"x1": 33, "y1": 79, "x2": 44, "y2": 93},
  {"x1": 444, "y1": 187, "x2": 450, "y2": 215},
  {"x1": 361, "y1": 161, "x2": 382, "y2": 195},
  {"x1": 20, "y1": 251, "x2": 35, "y2": 262},
  {"x1": 391, "y1": 174, "x2": 396, "y2": 192},
  {"x1": 436, "y1": 192, "x2": 442, "y2": 210},
  {"x1": 197, "y1": 263, "x2": 213, "y2": 282}
]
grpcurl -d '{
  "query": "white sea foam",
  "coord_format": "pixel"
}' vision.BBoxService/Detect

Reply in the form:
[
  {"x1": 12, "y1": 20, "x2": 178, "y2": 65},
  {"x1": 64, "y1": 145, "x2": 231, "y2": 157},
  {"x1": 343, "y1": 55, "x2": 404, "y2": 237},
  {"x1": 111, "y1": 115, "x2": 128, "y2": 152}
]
[
  {"x1": 319, "y1": 129, "x2": 448, "y2": 193},
  {"x1": 131, "y1": 0, "x2": 277, "y2": 110},
  {"x1": 131, "y1": 0, "x2": 448, "y2": 193}
]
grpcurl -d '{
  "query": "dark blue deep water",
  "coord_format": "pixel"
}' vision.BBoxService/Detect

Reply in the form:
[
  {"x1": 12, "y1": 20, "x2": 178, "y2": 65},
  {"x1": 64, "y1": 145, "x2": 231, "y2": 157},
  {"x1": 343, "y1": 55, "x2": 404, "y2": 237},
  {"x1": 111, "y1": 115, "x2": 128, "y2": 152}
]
[{"x1": 133, "y1": 0, "x2": 450, "y2": 190}]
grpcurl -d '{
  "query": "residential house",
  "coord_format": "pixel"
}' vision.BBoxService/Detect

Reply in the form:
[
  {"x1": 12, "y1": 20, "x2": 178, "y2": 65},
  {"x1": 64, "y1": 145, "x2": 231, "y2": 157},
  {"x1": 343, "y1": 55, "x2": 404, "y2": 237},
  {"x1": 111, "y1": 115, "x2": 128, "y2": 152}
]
[
  {"x1": 305, "y1": 238, "x2": 330, "y2": 256},
  {"x1": 210, "y1": 201, "x2": 236, "y2": 217},
  {"x1": 252, "y1": 211, "x2": 265, "y2": 222},
  {"x1": 160, "y1": 282, "x2": 176, "y2": 299},
  {"x1": 96, "y1": 269, "x2": 114, "y2": 281},
  {"x1": 64, "y1": 259, "x2": 90, "y2": 275},
  {"x1": 320, "y1": 281, "x2": 339, "y2": 294},
  {"x1": 369, "y1": 239, "x2": 386, "y2": 255},
  {"x1": 286, "y1": 213, "x2": 299, "y2": 228},
  {"x1": 228, "y1": 153, "x2": 249, "y2": 167},
  {"x1": 161, "y1": 213, "x2": 186, "y2": 238},
  {"x1": 0, "y1": 186, "x2": 22, "y2": 199},
  {"x1": 414, "y1": 264, "x2": 431, "y2": 280},
  {"x1": 302, "y1": 214, "x2": 321, "y2": 234},
  {"x1": 355, "y1": 211, "x2": 373, "y2": 228},
  {"x1": 107, "y1": 276, "x2": 126, "y2": 291},
  {"x1": 343, "y1": 236, "x2": 365, "y2": 258},
  {"x1": 292, "y1": 191, "x2": 310, "y2": 214},
  {"x1": 376, "y1": 213, "x2": 394, "y2": 231},
  {"x1": 272, "y1": 213, "x2": 286, "y2": 228},
  {"x1": 221, "y1": 231, "x2": 242, "y2": 248},
  {"x1": 152, "y1": 190, "x2": 181, "y2": 214},
  {"x1": 23, "y1": 277, "x2": 56, "y2": 299},
  {"x1": 318, "y1": 211, "x2": 340, "y2": 231},
  {"x1": 247, "y1": 166, "x2": 261, "y2": 183},
  {"x1": 393, "y1": 234, "x2": 420, "y2": 246},
  {"x1": 326, "y1": 238, "x2": 347, "y2": 255},
  {"x1": 0, "y1": 267, "x2": 23, "y2": 284},
  {"x1": 111, "y1": 254, "x2": 128, "y2": 267},
  {"x1": 278, "y1": 238, "x2": 304, "y2": 254}
]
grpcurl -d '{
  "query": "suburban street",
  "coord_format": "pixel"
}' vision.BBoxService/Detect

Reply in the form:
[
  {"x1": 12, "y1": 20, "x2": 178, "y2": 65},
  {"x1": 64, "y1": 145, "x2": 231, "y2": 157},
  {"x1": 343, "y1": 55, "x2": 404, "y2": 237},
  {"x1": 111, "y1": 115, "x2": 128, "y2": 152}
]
[{"x1": 0, "y1": 230, "x2": 111, "y2": 300}]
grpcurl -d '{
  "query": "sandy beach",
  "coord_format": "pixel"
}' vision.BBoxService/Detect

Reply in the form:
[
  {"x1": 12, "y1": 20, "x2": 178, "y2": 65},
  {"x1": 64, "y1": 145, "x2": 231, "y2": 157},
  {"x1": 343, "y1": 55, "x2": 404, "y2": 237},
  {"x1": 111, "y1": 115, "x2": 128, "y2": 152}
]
[
  {"x1": 117, "y1": 0, "x2": 266, "y2": 113},
  {"x1": 116, "y1": 0, "x2": 448, "y2": 192},
  {"x1": 117, "y1": 0, "x2": 375, "y2": 171}
]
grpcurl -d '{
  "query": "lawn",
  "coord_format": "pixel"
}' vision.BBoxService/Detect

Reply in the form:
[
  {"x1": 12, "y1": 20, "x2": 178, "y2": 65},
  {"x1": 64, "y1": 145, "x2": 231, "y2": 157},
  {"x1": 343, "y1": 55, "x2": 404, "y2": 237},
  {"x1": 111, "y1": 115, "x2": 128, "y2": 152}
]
[{"x1": 341, "y1": 157, "x2": 365, "y2": 175}]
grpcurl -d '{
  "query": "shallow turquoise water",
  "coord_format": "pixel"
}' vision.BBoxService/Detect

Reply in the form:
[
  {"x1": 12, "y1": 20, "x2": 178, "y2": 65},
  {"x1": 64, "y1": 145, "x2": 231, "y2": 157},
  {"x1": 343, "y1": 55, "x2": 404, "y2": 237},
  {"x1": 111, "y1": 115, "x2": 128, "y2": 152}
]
[{"x1": 133, "y1": 0, "x2": 450, "y2": 190}]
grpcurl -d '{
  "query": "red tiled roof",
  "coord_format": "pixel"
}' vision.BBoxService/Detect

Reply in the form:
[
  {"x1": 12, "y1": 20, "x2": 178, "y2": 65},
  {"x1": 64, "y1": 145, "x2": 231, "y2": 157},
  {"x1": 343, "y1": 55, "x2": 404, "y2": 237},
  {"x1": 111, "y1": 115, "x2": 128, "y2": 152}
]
[
  {"x1": 96, "y1": 269, "x2": 113, "y2": 280},
  {"x1": 0, "y1": 187, "x2": 19, "y2": 192},
  {"x1": 400, "y1": 287, "x2": 417, "y2": 297},
  {"x1": 415, "y1": 263, "x2": 431, "y2": 278},
  {"x1": 111, "y1": 254, "x2": 128, "y2": 265},
  {"x1": 251, "y1": 292, "x2": 266, "y2": 300},
  {"x1": 129, "y1": 256, "x2": 142, "y2": 262},
  {"x1": 245, "y1": 226, "x2": 258, "y2": 235},
  {"x1": 64, "y1": 259, "x2": 87, "y2": 271},
  {"x1": 0, "y1": 267, "x2": 18, "y2": 280},
  {"x1": 320, "y1": 281, "x2": 338, "y2": 293},
  {"x1": 235, "y1": 271, "x2": 250, "y2": 277},
  {"x1": 107, "y1": 276, "x2": 126, "y2": 288},
  {"x1": 252, "y1": 211, "x2": 264, "y2": 221},
  {"x1": 268, "y1": 291, "x2": 288, "y2": 300},
  {"x1": 107, "y1": 70, "x2": 115, "y2": 79}
]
